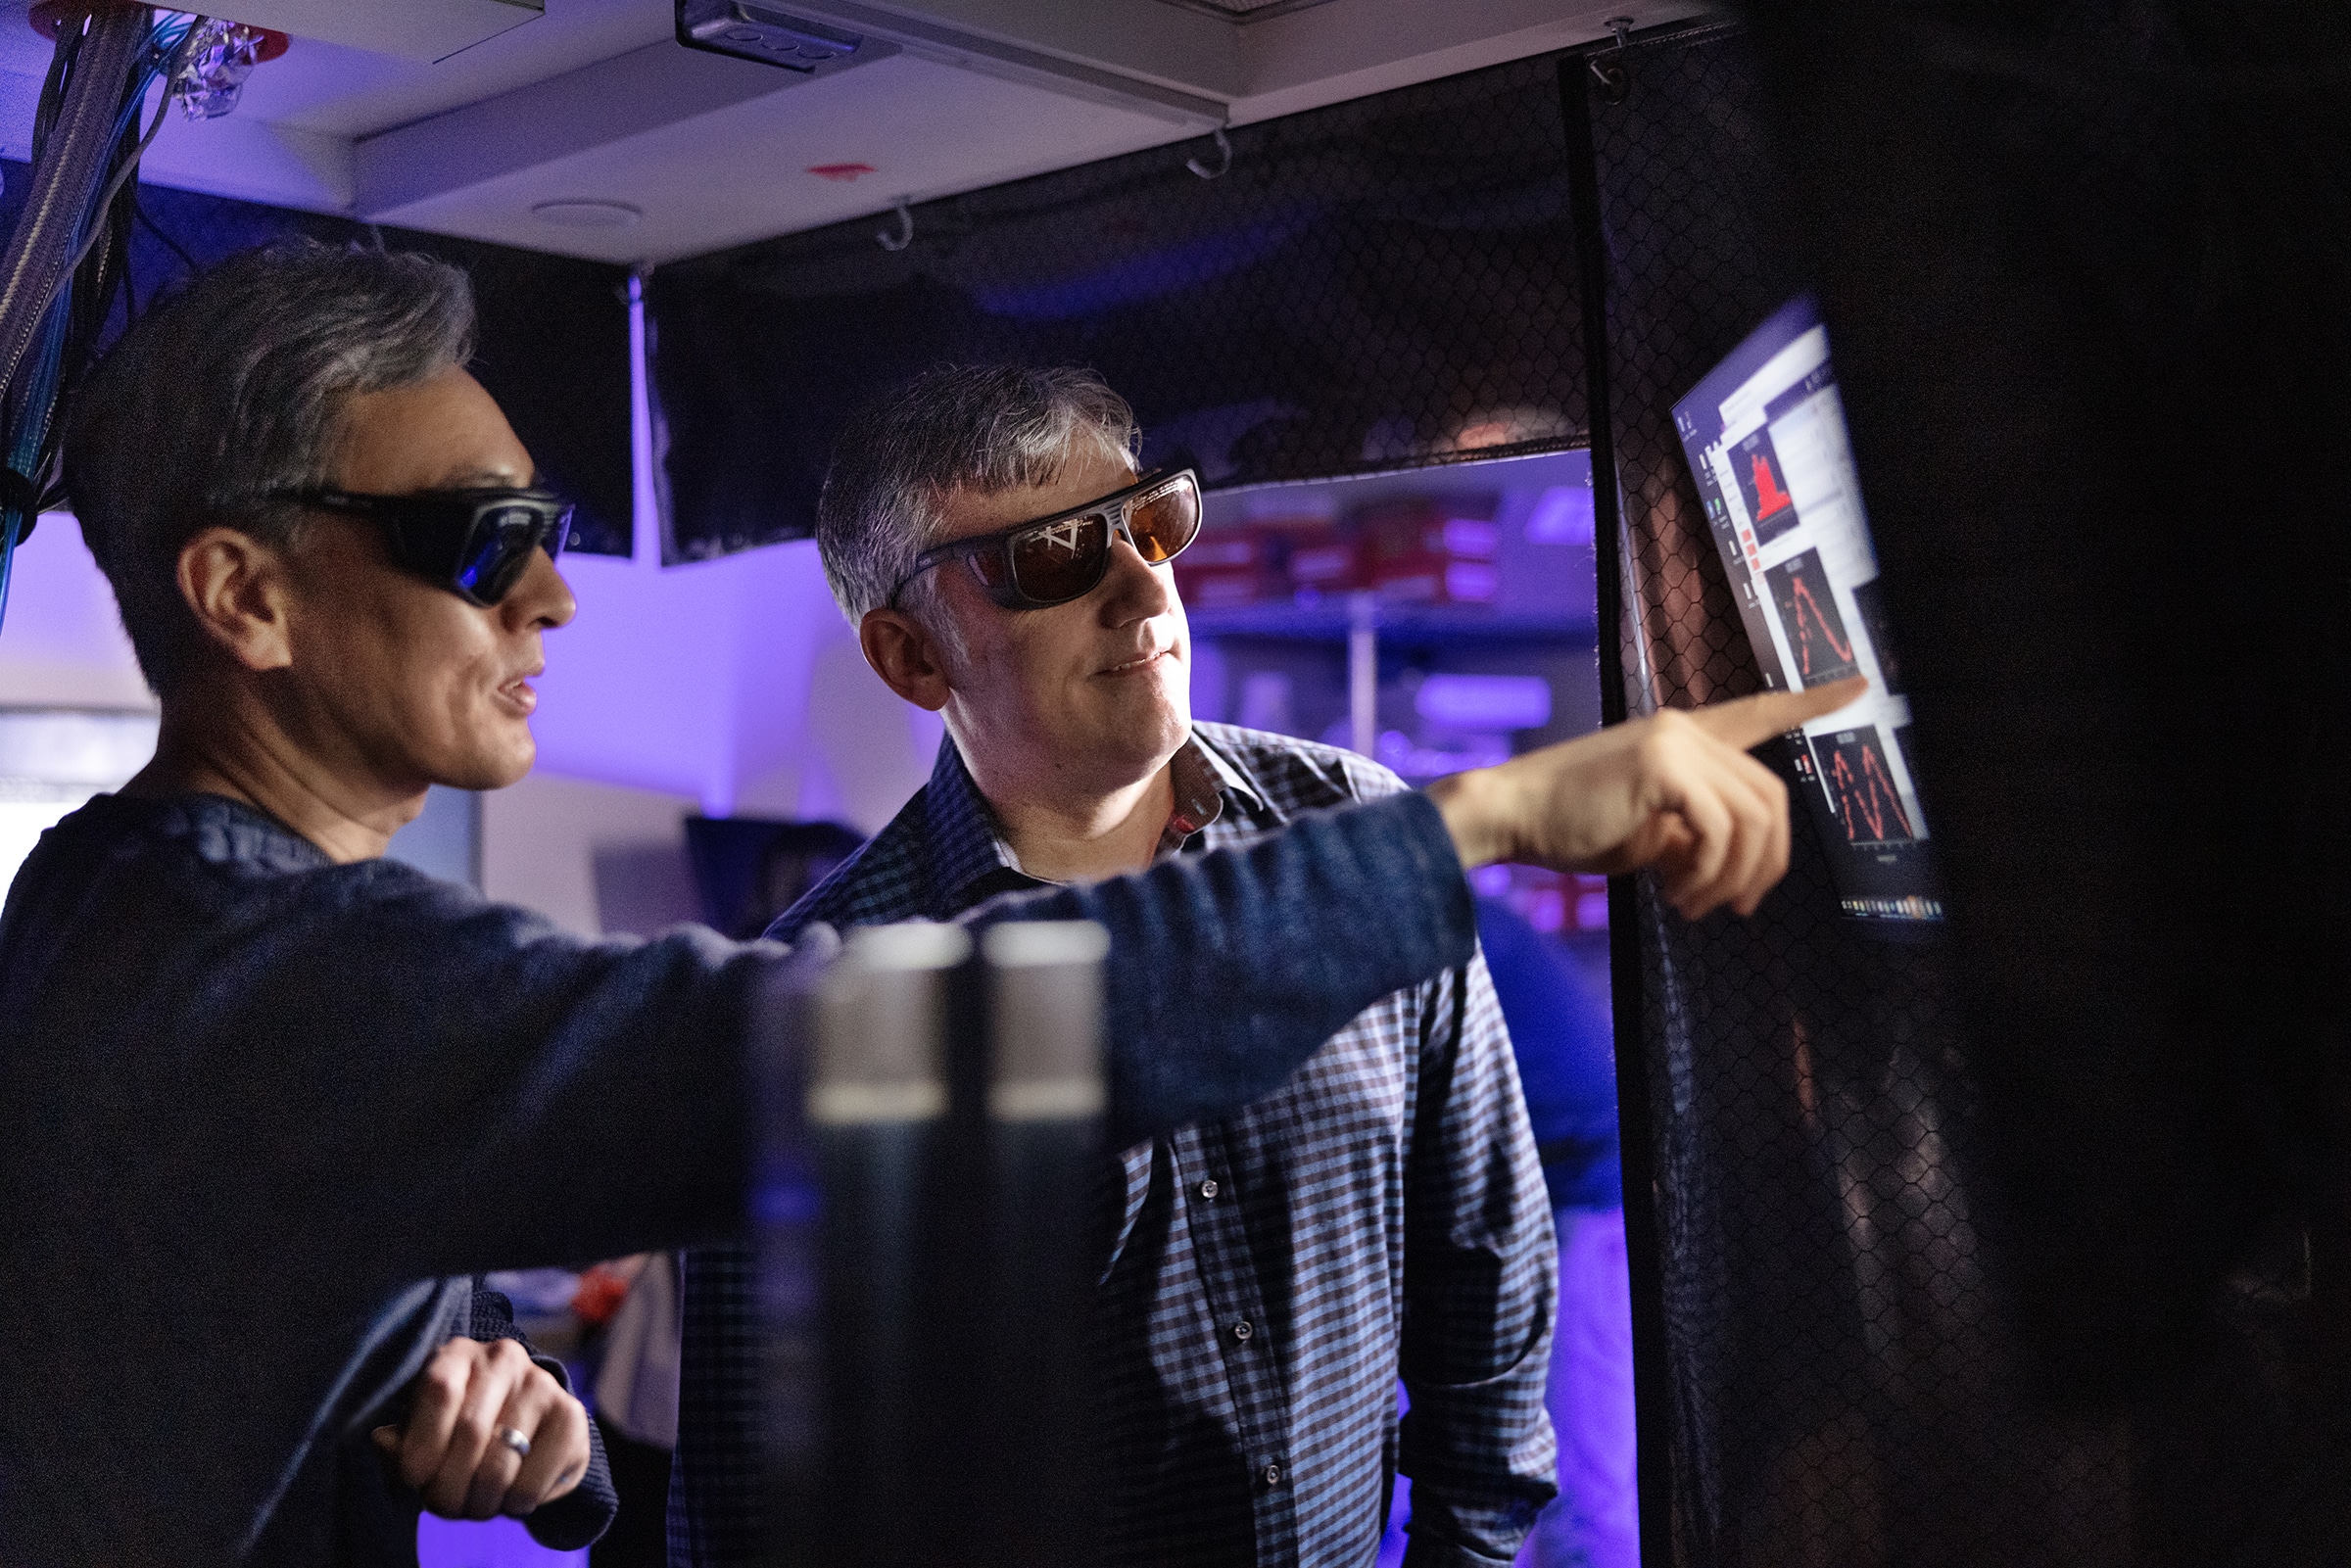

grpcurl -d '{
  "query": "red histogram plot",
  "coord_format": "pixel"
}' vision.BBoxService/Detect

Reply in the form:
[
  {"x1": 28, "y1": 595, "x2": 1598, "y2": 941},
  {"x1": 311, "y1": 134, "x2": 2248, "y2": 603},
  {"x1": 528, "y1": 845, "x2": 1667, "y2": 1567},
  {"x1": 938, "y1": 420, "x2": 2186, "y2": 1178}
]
[
  {"x1": 1751, "y1": 452, "x2": 1794, "y2": 518},
  {"x1": 1816, "y1": 728, "x2": 1916, "y2": 845},
  {"x1": 1763, "y1": 548, "x2": 1861, "y2": 685},
  {"x1": 1733, "y1": 428, "x2": 1802, "y2": 545}
]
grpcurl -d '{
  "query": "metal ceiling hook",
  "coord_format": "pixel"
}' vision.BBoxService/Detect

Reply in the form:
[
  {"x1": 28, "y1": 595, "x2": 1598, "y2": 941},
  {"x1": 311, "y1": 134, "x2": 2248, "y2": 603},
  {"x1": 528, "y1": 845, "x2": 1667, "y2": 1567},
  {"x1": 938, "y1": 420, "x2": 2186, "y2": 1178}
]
[
  {"x1": 1185, "y1": 126, "x2": 1232, "y2": 181},
  {"x1": 1588, "y1": 16, "x2": 1635, "y2": 103},
  {"x1": 877, "y1": 196, "x2": 914, "y2": 252}
]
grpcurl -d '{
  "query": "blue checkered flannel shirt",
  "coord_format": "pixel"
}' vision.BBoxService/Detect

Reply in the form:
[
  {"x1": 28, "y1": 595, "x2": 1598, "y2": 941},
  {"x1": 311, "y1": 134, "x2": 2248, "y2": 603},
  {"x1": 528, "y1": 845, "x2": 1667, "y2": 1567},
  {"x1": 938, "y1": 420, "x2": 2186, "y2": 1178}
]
[{"x1": 671, "y1": 724, "x2": 1558, "y2": 1567}]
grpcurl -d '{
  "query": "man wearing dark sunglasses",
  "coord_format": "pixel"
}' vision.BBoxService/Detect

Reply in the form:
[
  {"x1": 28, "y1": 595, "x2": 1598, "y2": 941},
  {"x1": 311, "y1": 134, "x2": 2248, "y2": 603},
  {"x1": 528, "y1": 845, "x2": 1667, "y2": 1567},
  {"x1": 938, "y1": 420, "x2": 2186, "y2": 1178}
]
[
  {"x1": 666, "y1": 365, "x2": 1859, "y2": 1568},
  {"x1": 674, "y1": 366, "x2": 1518, "y2": 1566},
  {"x1": 1, "y1": 245, "x2": 1851, "y2": 1565}
]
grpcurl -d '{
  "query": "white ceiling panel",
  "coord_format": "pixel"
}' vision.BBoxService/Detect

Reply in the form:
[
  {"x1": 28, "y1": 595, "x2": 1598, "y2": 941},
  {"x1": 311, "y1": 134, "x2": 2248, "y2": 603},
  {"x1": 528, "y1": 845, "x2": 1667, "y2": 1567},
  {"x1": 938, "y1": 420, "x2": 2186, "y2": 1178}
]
[
  {"x1": 145, "y1": 114, "x2": 355, "y2": 212},
  {"x1": 0, "y1": 0, "x2": 1711, "y2": 262},
  {"x1": 226, "y1": 0, "x2": 677, "y2": 137},
  {"x1": 353, "y1": 37, "x2": 826, "y2": 214},
  {"x1": 362, "y1": 51, "x2": 1201, "y2": 264},
  {"x1": 202, "y1": 0, "x2": 545, "y2": 64}
]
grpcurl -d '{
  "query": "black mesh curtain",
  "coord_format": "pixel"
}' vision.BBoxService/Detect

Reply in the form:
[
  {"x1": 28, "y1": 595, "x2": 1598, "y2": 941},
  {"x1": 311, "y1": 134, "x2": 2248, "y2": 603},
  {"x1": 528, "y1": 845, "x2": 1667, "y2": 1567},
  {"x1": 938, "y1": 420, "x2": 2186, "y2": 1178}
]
[
  {"x1": 0, "y1": 166, "x2": 635, "y2": 554},
  {"x1": 647, "y1": 55, "x2": 1588, "y2": 562},
  {"x1": 1579, "y1": 14, "x2": 2351, "y2": 1568},
  {"x1": 640, "y1": 15, "x2": 2351, "y2": 1564},
  {"x1": 1572, "y1": 25, "x2": 2129, "y2": 1566}
]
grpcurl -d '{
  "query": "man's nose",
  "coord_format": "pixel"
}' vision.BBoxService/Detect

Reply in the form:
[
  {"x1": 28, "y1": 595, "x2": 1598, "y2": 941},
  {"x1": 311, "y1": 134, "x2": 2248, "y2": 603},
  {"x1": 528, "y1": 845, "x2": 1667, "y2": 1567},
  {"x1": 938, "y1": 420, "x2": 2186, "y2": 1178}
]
[
  {"x1": 1098, "y1": 532, "x2": 1176, "y2": 621},
  {"x1": 504, "y1": 546, "x2": 578, "y2": 632}
]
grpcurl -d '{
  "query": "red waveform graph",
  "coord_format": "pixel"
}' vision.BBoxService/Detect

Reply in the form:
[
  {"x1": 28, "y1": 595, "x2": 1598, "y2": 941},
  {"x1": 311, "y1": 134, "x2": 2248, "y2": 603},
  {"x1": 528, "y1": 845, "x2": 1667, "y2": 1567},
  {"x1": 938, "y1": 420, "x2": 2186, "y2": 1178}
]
[
  {"x1": 1782, "y1": 576, "x2": 1852, "y2": 676},
  {"x1": 1764, "y1": 548, "x2": 1861, "y2": 685},
  {"x1": 1821, "y1": 730, "x2": 1915, "y2": 844}
]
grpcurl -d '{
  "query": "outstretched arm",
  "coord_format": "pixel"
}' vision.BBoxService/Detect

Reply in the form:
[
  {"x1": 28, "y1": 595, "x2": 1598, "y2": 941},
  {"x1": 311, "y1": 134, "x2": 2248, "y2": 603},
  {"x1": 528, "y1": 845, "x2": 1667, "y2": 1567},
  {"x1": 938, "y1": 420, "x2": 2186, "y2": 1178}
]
[
  {"x1": 977, "y1": 679, "x2": 1867, "y2": 1143},
  {"x1": 1427, "y1": 678, "x2": 1865, "y2": 917},
  {"x1": 972, "y1": 787, "x2": 1473, "y2": 1143}
]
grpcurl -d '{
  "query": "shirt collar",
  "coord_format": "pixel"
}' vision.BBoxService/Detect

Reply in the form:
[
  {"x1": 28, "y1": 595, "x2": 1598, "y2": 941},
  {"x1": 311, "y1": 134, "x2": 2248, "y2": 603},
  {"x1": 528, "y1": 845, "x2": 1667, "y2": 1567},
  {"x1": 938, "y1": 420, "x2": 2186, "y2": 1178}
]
[
  {"x1": 924, "y1": 726, "x2": 1269, "y2": 908},
  {"x1": 922, "y1": 736, "x2": 1030, "y2": 910},
  {"x1": 1160, "y1": 726, "x2": 1266, "y2": 852}
]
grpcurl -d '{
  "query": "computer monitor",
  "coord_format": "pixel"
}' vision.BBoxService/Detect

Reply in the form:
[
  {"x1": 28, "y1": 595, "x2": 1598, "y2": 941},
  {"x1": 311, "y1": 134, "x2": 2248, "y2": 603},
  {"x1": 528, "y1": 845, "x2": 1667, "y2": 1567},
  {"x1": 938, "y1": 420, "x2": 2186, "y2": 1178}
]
[{"x1": 1672, "y1": 296, "x2": 1942, "y2": 925}]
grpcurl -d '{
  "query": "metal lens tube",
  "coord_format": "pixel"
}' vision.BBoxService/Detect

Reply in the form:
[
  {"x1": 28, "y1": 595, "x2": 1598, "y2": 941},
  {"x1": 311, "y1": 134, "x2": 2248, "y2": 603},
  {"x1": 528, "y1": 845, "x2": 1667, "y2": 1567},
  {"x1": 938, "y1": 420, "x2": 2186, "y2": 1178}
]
[
  {"x1": 748, "y1": 945, "x2": 825, "y2": 1567},
  {"x1": 760, "y1": 918, "x2": 1108, "y2": 1565},
  {"x1": 978, "y1": 921, "x2": 1110, "y2": 1563},
  {"x1": 799, "y1": 923, "x2": 964, "y2": 1565}
]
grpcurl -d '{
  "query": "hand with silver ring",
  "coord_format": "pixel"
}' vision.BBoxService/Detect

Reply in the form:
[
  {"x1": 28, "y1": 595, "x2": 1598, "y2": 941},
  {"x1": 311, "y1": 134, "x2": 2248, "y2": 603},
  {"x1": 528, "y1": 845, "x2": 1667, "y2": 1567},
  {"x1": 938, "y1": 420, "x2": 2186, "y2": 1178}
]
[{"x1": 370, "y1": 1336, "x2": 590, "y2": 1520}]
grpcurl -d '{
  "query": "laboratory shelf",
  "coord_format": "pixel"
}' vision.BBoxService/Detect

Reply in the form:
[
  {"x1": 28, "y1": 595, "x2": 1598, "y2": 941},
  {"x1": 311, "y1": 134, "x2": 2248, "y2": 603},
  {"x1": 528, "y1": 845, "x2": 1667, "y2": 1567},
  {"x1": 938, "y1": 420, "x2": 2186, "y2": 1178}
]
[{"x1": 1186, "y1": 602, "x2": 1596, "y2": 643}]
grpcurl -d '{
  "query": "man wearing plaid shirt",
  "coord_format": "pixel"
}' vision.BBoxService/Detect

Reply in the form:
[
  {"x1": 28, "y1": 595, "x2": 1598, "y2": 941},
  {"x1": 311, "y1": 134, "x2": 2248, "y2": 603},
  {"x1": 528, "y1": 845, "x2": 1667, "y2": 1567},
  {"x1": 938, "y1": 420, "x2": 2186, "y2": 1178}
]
[{"x1": 674, "y1": 365, "x2": 1559, "y2": 1566}]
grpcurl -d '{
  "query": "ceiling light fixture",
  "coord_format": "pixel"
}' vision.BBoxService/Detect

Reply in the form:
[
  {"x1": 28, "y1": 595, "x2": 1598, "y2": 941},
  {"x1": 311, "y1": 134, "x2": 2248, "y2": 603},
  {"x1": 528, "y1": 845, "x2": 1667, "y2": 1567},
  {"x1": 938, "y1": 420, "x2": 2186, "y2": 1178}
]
[{"x1": 676, "y1": 0, "x2": 887, "y2": 75}]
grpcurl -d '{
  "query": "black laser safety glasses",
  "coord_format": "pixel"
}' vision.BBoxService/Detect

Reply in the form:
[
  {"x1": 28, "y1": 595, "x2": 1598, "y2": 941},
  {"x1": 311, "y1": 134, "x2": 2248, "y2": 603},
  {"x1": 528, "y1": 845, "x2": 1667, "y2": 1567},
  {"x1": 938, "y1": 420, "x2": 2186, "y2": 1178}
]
[
  {"x1": 889, "y1": 467, "x2": 1203, "y2": 611},
  {"x1": 284, "y1": 486, "x2": 575, "y2": 608}
]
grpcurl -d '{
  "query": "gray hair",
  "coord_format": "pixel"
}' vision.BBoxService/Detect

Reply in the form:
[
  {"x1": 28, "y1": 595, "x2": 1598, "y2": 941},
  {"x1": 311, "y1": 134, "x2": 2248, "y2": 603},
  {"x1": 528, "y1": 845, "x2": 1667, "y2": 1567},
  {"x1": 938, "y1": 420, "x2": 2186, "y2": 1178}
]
[
  {"x1": 814, "y1": 364, "x2": 1138, "y2": 637},
  {"x1": 64, "y1": 240, "x2": 476, "y2": 693}
]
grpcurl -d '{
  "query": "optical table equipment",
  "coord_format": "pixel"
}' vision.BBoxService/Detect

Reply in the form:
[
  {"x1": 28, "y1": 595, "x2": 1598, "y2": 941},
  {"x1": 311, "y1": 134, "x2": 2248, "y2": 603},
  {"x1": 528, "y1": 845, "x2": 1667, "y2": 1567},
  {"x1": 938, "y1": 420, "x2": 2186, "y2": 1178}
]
[{"x1": 752, "y1": 920, "x2": 1109, "y2": 1566}]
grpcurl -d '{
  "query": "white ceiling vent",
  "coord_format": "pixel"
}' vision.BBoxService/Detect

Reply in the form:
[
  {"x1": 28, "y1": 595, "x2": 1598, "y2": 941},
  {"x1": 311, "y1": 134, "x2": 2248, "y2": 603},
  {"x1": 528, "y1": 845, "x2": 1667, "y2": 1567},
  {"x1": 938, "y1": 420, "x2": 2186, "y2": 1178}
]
[{"x1": 204, "y1": 0, "x2": 543, "y2": 63}]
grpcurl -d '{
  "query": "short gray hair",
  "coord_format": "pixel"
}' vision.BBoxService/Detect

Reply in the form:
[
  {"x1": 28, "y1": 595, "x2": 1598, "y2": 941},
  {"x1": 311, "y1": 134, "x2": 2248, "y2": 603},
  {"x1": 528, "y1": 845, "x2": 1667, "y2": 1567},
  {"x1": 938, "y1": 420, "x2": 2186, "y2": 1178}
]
[
  {"x1": 814, "y1": 364, "x2": 1138, "y2": 630},
  {"x1": 65, "y1": 240, "x2": 476, "y2": 693}
]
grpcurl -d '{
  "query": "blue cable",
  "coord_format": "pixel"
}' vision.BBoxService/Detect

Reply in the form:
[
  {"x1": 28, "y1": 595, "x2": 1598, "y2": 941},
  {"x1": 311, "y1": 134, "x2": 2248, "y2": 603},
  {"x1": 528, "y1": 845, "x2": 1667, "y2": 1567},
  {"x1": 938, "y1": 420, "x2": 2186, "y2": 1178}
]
[{"x1": 0, "y1": 13, "x2": 192, "y2": 636}]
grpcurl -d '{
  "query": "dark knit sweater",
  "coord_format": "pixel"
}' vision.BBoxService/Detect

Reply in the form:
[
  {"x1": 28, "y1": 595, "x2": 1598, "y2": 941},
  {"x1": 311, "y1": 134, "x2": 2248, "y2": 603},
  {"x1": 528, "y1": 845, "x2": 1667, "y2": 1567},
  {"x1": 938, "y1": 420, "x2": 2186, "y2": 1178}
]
[{"x1": 0, "y1": 787, "x2": 1470, "y2": 1564}]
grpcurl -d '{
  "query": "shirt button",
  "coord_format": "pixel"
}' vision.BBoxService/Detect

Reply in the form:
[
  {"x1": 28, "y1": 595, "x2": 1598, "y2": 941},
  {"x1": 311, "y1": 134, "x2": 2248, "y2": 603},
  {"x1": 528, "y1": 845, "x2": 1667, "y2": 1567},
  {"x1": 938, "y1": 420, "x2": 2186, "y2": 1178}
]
[
  {"x1": 1197, "y1": 1178, "x2": 1220, "y2": 1200},
  {"x1": 1231, "y1": 1319, "x2": 1254, "y2": 1343},
  {"x1": 1261, "y1": 1461, "x2": 1283, "y2": 1487}
]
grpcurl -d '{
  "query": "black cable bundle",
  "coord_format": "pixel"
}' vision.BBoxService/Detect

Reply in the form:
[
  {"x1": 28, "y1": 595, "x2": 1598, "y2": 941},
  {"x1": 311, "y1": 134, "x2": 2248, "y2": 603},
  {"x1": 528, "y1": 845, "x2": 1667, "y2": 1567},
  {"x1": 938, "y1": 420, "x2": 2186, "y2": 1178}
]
[{"x1": 0, "y1": 4, "x2": 201, "y2": 631}]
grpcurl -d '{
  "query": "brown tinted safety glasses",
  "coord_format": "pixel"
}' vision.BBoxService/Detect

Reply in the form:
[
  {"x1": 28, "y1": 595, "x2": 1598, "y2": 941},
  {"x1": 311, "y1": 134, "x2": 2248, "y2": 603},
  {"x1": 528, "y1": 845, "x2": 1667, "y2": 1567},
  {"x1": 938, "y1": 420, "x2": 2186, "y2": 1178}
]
[{"x1": 889, "y1": 468, "x2": 1203, "y2": 611}]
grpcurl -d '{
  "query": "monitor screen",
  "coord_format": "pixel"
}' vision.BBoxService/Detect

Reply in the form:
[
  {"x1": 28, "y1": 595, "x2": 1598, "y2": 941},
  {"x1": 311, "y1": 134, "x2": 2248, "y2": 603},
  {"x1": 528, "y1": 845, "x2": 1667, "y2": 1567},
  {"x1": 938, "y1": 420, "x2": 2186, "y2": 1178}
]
[{"x1": 1672, "y1": 296, "x2": 1942, "y2": 925}]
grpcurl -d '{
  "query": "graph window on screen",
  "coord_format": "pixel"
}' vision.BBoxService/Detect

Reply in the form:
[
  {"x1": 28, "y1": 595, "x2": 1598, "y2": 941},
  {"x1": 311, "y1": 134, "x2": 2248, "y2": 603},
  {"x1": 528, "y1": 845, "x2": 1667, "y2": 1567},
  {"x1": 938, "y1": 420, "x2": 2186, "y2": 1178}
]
[
  {"x1": 1671, "y1": 296, "x2": 1942, "y2": 926},
  {"x1": 1763, "y1": 549, "x2": 1862, "y2": 686},
  {"x1": 1813, "y1": 727, "x2": 1916, "y2": 847},
  {"x1": 1734, "y1": 428, "x2": 1803, "y2": 546}
]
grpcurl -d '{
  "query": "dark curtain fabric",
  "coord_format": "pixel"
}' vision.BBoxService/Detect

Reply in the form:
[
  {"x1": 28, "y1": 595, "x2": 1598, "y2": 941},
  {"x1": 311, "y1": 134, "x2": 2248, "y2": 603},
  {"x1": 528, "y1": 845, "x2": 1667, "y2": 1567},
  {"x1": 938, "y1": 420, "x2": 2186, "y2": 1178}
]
[
  {"x1": 645, "y1": 55, "x2": 1589, "y2": 563},
  {"x1": 374, "y1": 230, "x2": 634, "y2": 559},
  {"x1": 0, "y1": 164, "x2": 634, "y2": 554},
  {"x1": 1588, "y1": 13, "x2": 2351, "y2": 1567},
  {"x1": 1745, "y1": 2, "x2": 2351, "y2": 1563},
  {"x1": 1580, "y1": 26, "x2": 2122, "y2": 1568}
]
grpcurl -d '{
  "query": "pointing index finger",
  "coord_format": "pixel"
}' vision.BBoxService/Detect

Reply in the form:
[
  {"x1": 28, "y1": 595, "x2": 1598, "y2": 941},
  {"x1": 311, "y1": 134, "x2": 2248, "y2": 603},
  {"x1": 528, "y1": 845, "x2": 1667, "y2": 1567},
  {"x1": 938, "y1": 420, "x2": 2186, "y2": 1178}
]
[{"x1": 1688, "y1": 676, "x2": 1868, "y2": 751}]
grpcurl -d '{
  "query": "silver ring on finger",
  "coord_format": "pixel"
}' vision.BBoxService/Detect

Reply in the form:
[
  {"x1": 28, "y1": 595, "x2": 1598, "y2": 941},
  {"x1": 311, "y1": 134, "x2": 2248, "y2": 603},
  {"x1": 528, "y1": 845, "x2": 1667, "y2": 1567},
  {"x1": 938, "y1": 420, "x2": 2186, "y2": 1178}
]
[{"x1": 494, "y1": 1424, "x2": 532, "y2": 1459}]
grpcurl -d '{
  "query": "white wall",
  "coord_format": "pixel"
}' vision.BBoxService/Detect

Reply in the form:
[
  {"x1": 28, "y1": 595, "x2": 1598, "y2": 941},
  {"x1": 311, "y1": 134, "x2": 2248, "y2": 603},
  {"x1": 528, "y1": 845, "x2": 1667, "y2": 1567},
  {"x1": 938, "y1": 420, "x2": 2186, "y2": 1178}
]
[
  {"x1": 525, "y1": 539, "x2": 943, "y2": 833},
  {"x1": 480, "y1": 770, "x2": 697, "y2": 936},
  {"x1": 0, "y1": 514, "x2": 153, "y2": 710}
]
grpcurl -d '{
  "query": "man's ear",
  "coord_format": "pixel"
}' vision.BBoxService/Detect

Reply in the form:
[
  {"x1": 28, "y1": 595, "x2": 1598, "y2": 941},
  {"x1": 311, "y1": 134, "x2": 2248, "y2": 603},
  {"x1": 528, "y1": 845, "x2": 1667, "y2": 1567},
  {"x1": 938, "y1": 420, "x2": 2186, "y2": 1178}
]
[
  {"x1": 859, "y1": 606, "x2": 953, "y2": 712},
  {"x1": 175, "y1": 526, "x2": 296, "y2": 674}
]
